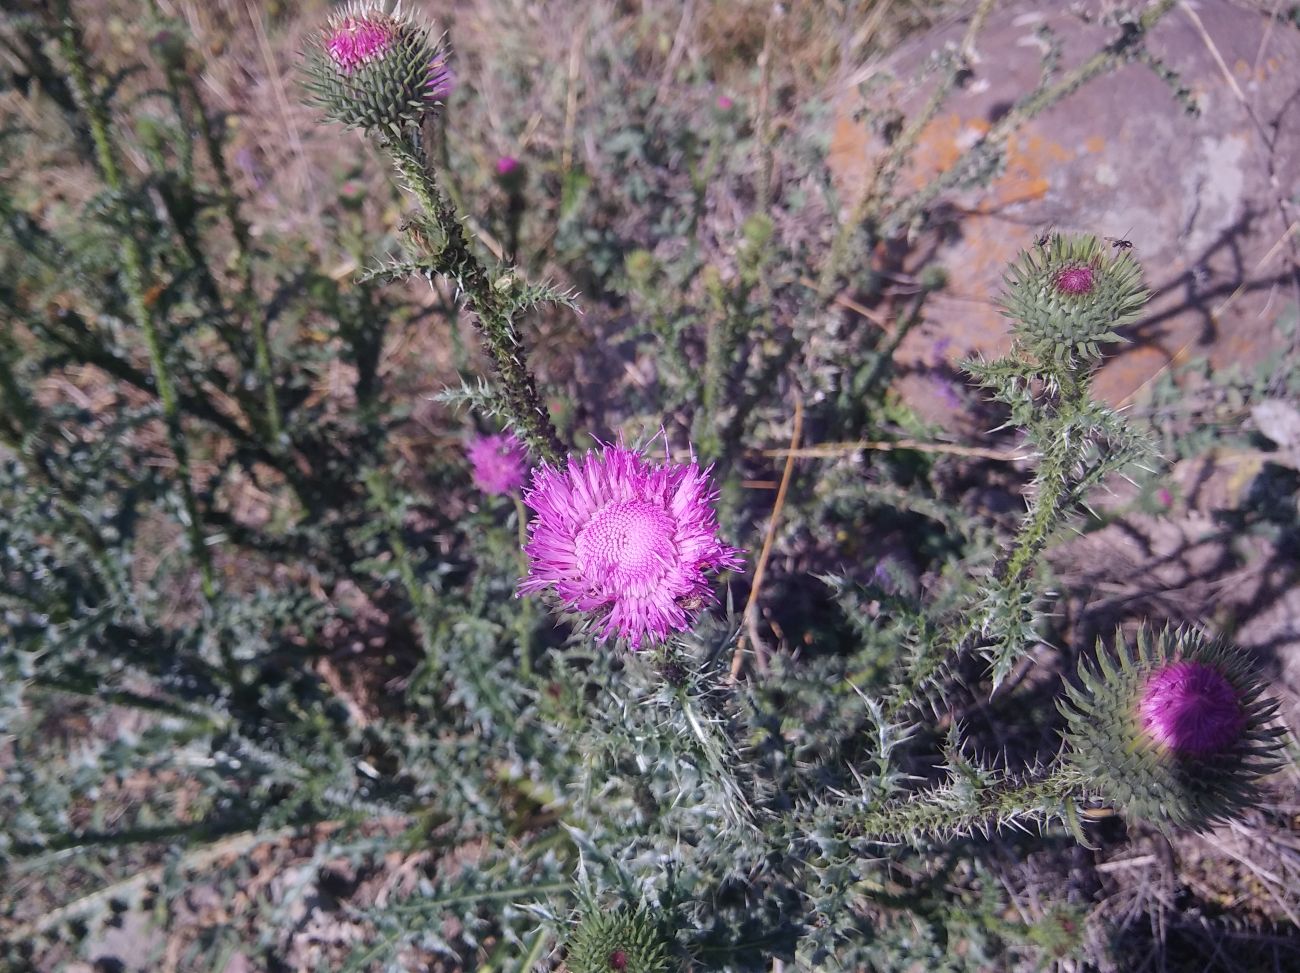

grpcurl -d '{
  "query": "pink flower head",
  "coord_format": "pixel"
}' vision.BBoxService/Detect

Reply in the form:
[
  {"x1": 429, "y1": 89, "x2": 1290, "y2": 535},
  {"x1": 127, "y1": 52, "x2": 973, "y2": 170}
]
[
  {"x1": 325, "y1": 14, "x2": 398, "y2": 73},
  {"x1": 519, "y1": 441, "x2": 743, "y2": 649},
  {"x1": 1054, "y1": 264, "x2": 1096, "y2": 296},
  {"x1": 716, "y1": 95, "x2": 734, "y2": 110},
  {"x1": 495, "y1": 155, "x2": 520, "y2": 176},
  {"x1": 1139, "y1": 660, "x2": 1246, "y2": 756},
  {"x1": 466, "y1": 433, "x2": 528, "y2": 496}
]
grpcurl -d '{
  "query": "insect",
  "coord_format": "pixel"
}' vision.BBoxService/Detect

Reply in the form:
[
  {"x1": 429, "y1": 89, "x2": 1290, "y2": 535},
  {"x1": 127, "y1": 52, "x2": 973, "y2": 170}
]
[
  {"x1": 1035, "y1": 224, "x2": 1056, "y2": 248},
  {"x1": 1105, "y1": 227, "x2": 1134, "y2": 250}
]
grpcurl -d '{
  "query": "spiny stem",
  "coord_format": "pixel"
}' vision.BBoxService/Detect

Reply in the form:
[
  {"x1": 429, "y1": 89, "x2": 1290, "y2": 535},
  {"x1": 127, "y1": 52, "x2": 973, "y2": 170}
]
[
  {"x1": 842, "y1": 764, "x2": 1083, "y2": 844},
  {"x1": 56, "y1": 3, "x2": 218, "y2": 606},
  {"x1": 387, "y1": 136, "x2": 564, "y2": 465},
  {"x1": 884, "y1": 366, "x2": 1092, "y2": 718}
]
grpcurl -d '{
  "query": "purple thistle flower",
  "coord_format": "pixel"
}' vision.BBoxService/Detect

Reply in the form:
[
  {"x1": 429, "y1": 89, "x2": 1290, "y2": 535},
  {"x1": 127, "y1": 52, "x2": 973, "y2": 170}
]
[
  {"x1": 466, "y1": 433, "x2": 528, "y2": 496},
  {"x1": 427, "y1": 59, "x2": 454, "y2": 100},
  {"x1": 1139, "y1": 660, "x2": 1246, "y2": 756},
  {"x1": 519, "y1": 442, "x2": 743, "y2": 649},
  {"x1": 325, "y1": 13, "x2": 398, "y2": 73},
  {"x1": 716, "y1": 95, "x2": 734, "y2": 111},
  {"x1": 496, "y1": 155, "x2": 520, "y2": 176}
]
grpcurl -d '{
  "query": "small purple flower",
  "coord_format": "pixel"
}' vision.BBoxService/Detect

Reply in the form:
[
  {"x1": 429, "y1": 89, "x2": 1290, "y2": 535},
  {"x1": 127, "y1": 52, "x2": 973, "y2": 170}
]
[
  {"x1": 1139, "y1": 660, "x2": 1246, "y2": 756},
  {"x1": 1054, "y1": 265, "x2": 1096, "y2": 296},
  {"x1": 1156, "y1": 487, "x2": 1173, "y2": 508},
  {"x1": 716, "y1": 95, "x2": 734, "y2": 111},
  {"x1": 519, "y1": 442, "x2": 743, "y2": 649},
  {"x1": 466, "y1": 433, "x2": 528, "y2": 496},
  {"x1": 495, "y1": 155, "x2": 520, "y2": 177}
]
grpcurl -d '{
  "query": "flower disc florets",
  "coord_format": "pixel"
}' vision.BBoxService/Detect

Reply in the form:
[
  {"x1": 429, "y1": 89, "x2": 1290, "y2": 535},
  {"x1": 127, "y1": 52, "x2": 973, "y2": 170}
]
[
  {"x1": 305, "y1": 1, "x2": 451, "y2": 133},
  {"x1": 466, "y1": 432, "x2": 528, "y2": 496},
  {"x1": 1060, "y1": 626, "x2": 1284, "y2": 831},
  {"x1": 1000, "y1": 233, "x2": 1146, "y2": 366},
  {"x1": 519, "y1": 442, "x2": 742, "y2": 649},
  {"x1": 1053, "y1": 264, "x2": 1095, "y2": 296},
  {"x1": 1139, "y1": 660, "x2": 1246, "y2": 756}
]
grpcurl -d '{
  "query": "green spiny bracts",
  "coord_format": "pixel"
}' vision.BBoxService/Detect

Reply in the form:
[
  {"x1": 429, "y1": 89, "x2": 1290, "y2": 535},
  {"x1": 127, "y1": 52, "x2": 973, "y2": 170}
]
[
  {"x1": 303, "y1": 1, "x2": 451, "y2": 135},
  {"x1": 565, "y1": 905, "x2": 676, "y2": 973},
  {"x1": 1060, "y1": 626, "x2": 1285, "y2": 832},
  {"x1": 1000, "y1": 233, "x2": 1146, "y2": 367}
]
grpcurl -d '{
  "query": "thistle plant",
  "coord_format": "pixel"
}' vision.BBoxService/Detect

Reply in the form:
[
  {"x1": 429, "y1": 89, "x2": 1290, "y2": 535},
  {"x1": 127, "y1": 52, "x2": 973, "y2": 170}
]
[
  {"x1": 305, "y1": 1, "x2": 453, "y2": 135},
  {"x1": 565, "y1": 904, "x2": 676, "y2": 973},
  {"x1": 3, "y1": 2, "x2": 1295, "y2": 970},
  {"x1": 465, "y1": 431, "x2": 529, "y2": 496},
  {"x1": 944, "y1": 234, "x2": 1153, "y2": 690}
]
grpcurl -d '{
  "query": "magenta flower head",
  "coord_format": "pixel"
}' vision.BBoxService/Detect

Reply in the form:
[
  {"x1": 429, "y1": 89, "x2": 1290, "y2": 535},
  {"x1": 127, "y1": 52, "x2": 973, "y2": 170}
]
[
  {"x1": 305, "y1": 1, "x2": 451, "y2": 133},
  {"x1": 495, "y1": 154, "x2": 525, "y2": 192},
  {"x1": 1139, "y1": 660, "x2": 1246, "y2": 756},
  {"x1": 519, "y1": 441, "x2": 743, "y2": 649},
  {"x1": 1061, "y1": 626, "x2": 1284, "y2": 832},
  {"x1": 716, "y1": 95, "x2": 735, "y2": 111},
  {"x1": 466, "y1": 432, "x2": 528, "y2": 496}
]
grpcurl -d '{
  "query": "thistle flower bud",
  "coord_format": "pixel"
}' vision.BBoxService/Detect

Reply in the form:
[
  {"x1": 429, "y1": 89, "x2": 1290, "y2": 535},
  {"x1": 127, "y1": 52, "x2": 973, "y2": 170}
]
[
  {"x1": 1000, "y1": 233, "x2": 1146, "y2": 366},
  {"x1": 304, "y1": 1, "x2": 451, "y2": 134},
  {"x1": 494, "y1": 154, "x2": 526, "y2": 192},
  {"x1": 1060, "y1": 626, "x2": 1285, "y2": 832},
  {"x1": 565, "y1": 906, "x2": 674, "y2": 973}
]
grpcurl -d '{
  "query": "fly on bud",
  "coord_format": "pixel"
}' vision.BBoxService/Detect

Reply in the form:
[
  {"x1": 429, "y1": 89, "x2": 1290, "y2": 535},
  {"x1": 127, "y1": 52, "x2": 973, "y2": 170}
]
[{"x1": 304, "y1": 1, "x2": 451, "y2": 134}]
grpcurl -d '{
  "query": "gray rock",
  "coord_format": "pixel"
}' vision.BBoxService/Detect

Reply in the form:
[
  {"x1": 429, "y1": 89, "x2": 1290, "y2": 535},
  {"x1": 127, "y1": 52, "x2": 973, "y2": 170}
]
[{"x1": 829, "y1": 0, "x2": 1300, "y2": 425}]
